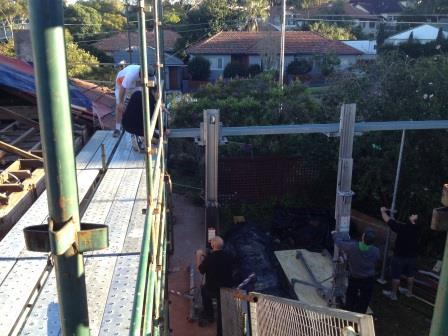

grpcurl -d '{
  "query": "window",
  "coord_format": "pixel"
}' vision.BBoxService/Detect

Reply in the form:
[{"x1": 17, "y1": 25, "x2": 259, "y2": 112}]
[
  {"x1": 217, "y1": 58, "x2": 223, "y2": 69},
  {"x1": 369, "y1": 22, "x2": 375, "y2": 28}
]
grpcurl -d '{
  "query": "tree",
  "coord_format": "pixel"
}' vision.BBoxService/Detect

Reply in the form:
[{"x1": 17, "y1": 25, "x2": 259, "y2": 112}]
[
  {"x1": 223, "y1": 61, "x2": 248, "y2": 78},
  {"x1": 0, "y1": 0, "x2": 27, "y2": 40},
  {"x1": 436, "y1": 27, "x2": 445, "y2": 44},
  {"x1": 307, "y1": 22, "x2": 355, "y2": 40},
  {"x1": 0, "y1": 40, "x2": 15, "y2": 57},
  {"x1": 241, "y1": 0, "x2": 269, "y2": 31},
  {"x1": 64, "y1": 4, "x2": 103, "y2": 37},
  {"x1": 322, "y1": 53, "x2": 448, "y2": 255},
  {"x1": 64, "y1": 30, "x2": 100, "y2": 78},
  {"x1": 314, "y1": 54, "x2": 340, "y2": 76},
  {"x1": 188, "y1": 56, "x2": 211, "y2": 81},
  {"x1": 376, "y1": 23, "x2": 387, "y2": 47},
  {"x1": 287, "y1": 58, "x2": 312, "y2": 75}
]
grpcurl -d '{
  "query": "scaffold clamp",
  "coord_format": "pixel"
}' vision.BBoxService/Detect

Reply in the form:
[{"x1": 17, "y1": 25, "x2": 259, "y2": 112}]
[{"x1": 24, "y1": 218, "x2": 109, "y2": 254}]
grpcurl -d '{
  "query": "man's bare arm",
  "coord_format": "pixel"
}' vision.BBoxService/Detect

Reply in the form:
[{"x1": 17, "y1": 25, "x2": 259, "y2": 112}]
[
  {"x1": 196, "y1": 249, "x2": 205, "y2": 271},
  {"x1": 380, "y1": 207, "x2": 391, "y2": 223}
]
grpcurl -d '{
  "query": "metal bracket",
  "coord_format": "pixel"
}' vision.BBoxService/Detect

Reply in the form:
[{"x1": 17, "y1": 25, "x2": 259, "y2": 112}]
[
  {"x1": 24, "y1": 220, "x2": 109, "y2": 254},
  {"x1": 195, "y1": 122, "x2": 227, "y2": 146}
]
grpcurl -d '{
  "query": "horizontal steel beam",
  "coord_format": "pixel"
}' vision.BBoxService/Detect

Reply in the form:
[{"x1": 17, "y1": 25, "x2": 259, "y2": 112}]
[{"x1": 168, "y1": 120, "x2": 448, "y2": 139}]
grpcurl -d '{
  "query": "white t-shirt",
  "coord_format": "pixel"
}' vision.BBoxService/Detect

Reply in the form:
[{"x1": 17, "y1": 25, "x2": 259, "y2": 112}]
[{"x1": 115, "y1": 64, "x2": 140, "y2": 90}]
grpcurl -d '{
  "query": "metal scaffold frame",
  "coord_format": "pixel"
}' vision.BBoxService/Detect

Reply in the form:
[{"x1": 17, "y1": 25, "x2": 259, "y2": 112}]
[
  {"x1": 24, "y1": 0, "x2": 169, "y2": 335},
  {"x1": 130, "y1": 0, "x2": 169, "y2": 335}
]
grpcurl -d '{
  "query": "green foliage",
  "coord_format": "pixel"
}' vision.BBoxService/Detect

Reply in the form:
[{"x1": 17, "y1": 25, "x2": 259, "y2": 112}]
[
  {"x1": 80, "y1": 45, "x2": 114, "y2": 63},
  {"x1": 64, "y1": 1, "x2": 126, "y2": 39},
  {"x1": 223, "y1": 61, "x2": 248, "y2": 78},
  {"x1": 314, "y1": 54, "x2": 340, "y2": 76},
  {"x1": 323, "y1": 54, "x2": 448, "y2": 255},
  {"x1": 187, "y1": 56, "x2": 211, "y2": 81},
  {"x1": 64, "y1": 31, "x2": 99, "y2": 78},
  {"x1": 0, "y1": 40, "x2": 15, "y2": 57},
  {"x1": 380, "y1": 39, "x2": 448, "y2": 58},
  {"x1": 64, "y1": 4, "x2": 103, "y2": 37},
  {"x1": 307, "y1": 21, "x2": 356, "y2": 40},
  {"x1": 248, "y1": 64, "x2": 262, "y2": 76},
  {"x1": 287, "y1": 58, "x2": 312, "y2": 75},
  {"x1": 164, "y1": 9, "x2": 181, "y2": 24},
  {"x1": 240, "y1": 0, "x2": 269, "y2": 31},
  {"x1": 0, "y1": 0, "x2": 27, "y2": 34}
]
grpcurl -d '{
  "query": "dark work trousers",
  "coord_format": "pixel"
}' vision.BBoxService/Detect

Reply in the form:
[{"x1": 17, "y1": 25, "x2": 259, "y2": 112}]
[
  {"x1": 201, "y1": 286, "x2": 223, "y2": 336},
  {"x1": 345, "y1": 277, "x2": 374, "y2": 314}
]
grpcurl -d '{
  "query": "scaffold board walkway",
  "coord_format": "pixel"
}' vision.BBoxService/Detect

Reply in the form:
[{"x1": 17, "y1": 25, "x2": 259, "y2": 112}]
[{"x1": 0, "y1": 130, "x2": 148, "y2": 335}]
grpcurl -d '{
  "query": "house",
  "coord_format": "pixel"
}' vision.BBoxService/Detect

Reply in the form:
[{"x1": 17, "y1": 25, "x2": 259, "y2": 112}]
[
  {"x1": 343, "y1": 40, "x2": 377, "y2": 59},
  {"x1": 113, "y1": 47, "x2": 186, "y2": 91},
  {"x1": 350, "y1": 0, "x2": 403, "y2": 16},
  {"x1": 91, "y1": 30, "x2": 180, "y2": 54},
  {"x1": 0, "y1": 54, "x2": 115, "y2": 128},
  {"x1": 187, "y1": 31, "x2": 363, "y2": 81},
  {"x1": 385, "y1": 24, "x2": 448, "y2": 45},
  {"x1": 270, "y1": 3, "x2": 379, "y2": 37}
]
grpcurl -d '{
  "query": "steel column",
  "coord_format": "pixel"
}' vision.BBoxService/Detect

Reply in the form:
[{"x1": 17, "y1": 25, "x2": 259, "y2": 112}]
[
  {"x1": 204, "y1": 110, "x2": 220, "y2": 241},
  {"x1": 333, "y1": 104, "x2": 356, "y2": 304},
  {"x1": 28, "y1": 1, "x2": 89, "y2": 335},
  {"x1": 137, "y1": 0, "x2": 153, "y2": 205},
  {"x1": 378, "y1": 130, "x2": 406, "y2": 284}
]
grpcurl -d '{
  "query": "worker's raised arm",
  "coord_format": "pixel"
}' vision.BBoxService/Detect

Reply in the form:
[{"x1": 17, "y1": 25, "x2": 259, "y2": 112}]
[
  {"x1": 332, "y1": 231, "x2": 353, "y2": 254},
  {"x1": 196, "y1": 249, "x2": 206, "y2": 273},
  {"x1": 380, "y1": 206, "x2": 391, "y2": 223}
]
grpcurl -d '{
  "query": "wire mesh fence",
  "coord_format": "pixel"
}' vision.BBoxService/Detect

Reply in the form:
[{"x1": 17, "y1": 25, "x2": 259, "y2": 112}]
[
  {"x1": 249, "y1": 293, "x2": 375, "y2": 336},
  {"x1": 221, "y1": 288, "x2": 249, "y2": 336}
]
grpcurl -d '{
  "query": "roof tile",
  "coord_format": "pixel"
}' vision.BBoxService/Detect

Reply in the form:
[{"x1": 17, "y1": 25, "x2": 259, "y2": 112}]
[{"x1": 187, "y1": 31, "x2": 362, "y2": 55}]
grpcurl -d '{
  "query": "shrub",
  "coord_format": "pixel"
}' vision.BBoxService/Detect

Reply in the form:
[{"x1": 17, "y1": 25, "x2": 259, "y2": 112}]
[
  {"x1": 287, "y1": 59, "x2": 312, "y2": 76},
  {"x1": 314, "y1": 54, "x2": 340, "y2": 76},
  {"x1": 187, "y1": 56, "x2": 211, "y2": 81},
  {"x1": 223, "y1": 61, "x2": 248, "y2": 78},
  {"x1": 248, "y1": 64, "x2": 262, "y2": 77}
]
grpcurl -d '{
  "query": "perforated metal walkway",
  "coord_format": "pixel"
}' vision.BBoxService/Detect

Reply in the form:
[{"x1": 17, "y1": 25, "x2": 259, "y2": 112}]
[{"x1": 0, "y1": 131, "x2": 150, "y2": 335}]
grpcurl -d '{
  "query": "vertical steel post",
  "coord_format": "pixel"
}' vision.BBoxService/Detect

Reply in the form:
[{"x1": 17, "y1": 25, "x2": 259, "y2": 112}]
[
  {"x1": 153, "y1": 0, "x2": 163, "y2": 99},
  {"x1": 137, "y1": 0, "x2": 153, "y2": 205},
  {"x1": 430, "y1": 234, "x2": 448, "y2": 335},
  {"x1": 126, "y1": 1, "x2": 133, "y2": 64},
  {"x1": 378, "y1": 130, "x2": 406, "y2": 284},
  {"x1": 333, "y1": 103, "x2": 356, "y2": 303},
  {"x1": 204, "y1": 110, "x2": 220, "y2": 243},
  {"x1": 28, "y1": 1, "x2": 89, "y2": 335},
  {"x1": 279, "y1": 0, "x2": 286, "y2": 88}
]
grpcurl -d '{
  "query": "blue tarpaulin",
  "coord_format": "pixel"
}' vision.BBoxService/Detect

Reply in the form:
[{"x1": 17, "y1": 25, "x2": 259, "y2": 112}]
[{"x1": 0, "y1": 59, "x2": 92, "y2": 110}]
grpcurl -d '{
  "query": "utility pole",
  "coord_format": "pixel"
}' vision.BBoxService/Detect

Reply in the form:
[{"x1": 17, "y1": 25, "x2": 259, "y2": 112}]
[
  {"x1": 332, "y1": 103, "x2": 356, "y2": 304},
  {"x1": 279, "y1": 0, "x2": 286, "y2": 89}
]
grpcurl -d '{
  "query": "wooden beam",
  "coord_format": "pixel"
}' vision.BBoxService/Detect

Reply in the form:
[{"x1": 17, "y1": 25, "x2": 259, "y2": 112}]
[
  {"x1": 0, "y1": 121, "x2": 19, "y2": 133},
  {"x1": 7, "y1": 170, "x2": 32, "y2": 180},
  {"x1": 0, "y1": 106, "x2": 40, "y2": 128},
  {"x1": 0, "y1": 128, "x2": 36, "y2": 160},
  {"x1": 0, "y1": 184, "x2": 24, "y2": 193},
  {"x1": 0, "y1": 141, "x2": 43, "y2": 161},
  {"x1": 19, "y1": 159, "x2": 44, "y2": 169}
]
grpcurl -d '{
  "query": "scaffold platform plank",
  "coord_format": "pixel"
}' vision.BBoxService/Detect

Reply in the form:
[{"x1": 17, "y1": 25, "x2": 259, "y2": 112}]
[
  {"x1": 0, "y1": 130, "x2": 122, "y2": 336},
  {"x1": 18, "y1": 132, "x2": 150, "y2": 335}
]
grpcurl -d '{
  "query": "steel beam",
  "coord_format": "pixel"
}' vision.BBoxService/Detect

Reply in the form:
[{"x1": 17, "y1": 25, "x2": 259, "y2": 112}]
[
  {"x1": 28, "y1": 1, "x2": 89, "y2": 335},
  {"x1": 168, "y1": 120, "x2": 448, "y2": 139}
]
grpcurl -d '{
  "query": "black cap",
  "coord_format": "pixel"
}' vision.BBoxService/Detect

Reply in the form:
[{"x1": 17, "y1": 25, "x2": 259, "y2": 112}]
[{"x1": 363, "y1": 229, "x2": 376, "y2": 245}]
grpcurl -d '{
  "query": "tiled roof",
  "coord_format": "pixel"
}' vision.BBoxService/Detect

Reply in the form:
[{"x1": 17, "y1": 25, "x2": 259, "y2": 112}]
[
  {"x1": 113, "y1": 47, "x2": 185, "y2": 67},
  {"x1": 350, "y1": 0, "x2": 402, "y2": 14},
  {"x1": 92, "y1": 30, "x2": 180, "y2": 52},
  {"x1": 187, "y1": 31, "x2": 362, "y2": 55}
]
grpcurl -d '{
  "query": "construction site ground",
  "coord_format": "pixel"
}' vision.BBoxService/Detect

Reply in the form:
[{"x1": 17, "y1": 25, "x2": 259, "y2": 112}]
[{"x1": 168, "y1": 193, "x2": 215, "y2": 336}]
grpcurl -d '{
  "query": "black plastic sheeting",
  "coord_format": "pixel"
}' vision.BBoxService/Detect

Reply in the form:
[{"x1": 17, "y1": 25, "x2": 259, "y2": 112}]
[
  {"x1": 224, "y1": 222, "x2": 288, "y2": 297},
  {"x1": 271, "y1": 207, "x2": 335, "y2": 253}
]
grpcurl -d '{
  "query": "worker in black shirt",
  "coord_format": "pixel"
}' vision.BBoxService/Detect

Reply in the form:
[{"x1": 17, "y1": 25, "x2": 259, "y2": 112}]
[
  {"x1": 380, "y1": 206, "x2": 420, "y2": 300},
  {"x1": 196, "y1": 236, "x2": 234, "y2": 336}
]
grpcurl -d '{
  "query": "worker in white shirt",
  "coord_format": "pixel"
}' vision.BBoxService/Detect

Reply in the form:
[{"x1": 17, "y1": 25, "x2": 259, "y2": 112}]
[{"x1": 113, "y1": 64, "x2": 141, "y2": 137}]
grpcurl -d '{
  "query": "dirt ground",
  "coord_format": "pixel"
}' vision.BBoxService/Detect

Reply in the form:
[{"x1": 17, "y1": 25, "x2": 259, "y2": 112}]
[{"x1": 370, "y1": 285, "x2": 432, "y2": 336}]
